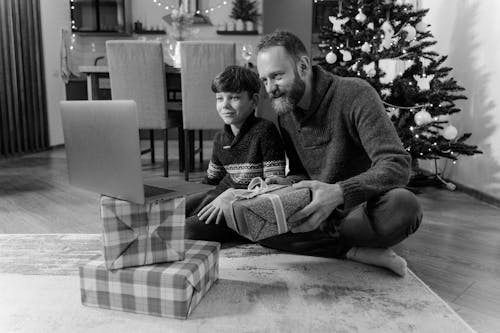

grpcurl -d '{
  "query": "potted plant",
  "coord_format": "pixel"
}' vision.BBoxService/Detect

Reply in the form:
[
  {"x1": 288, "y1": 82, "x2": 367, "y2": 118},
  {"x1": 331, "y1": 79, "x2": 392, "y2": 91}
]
[{"x1": 230, "y1": 0, "x2": 259, "y2": 31}]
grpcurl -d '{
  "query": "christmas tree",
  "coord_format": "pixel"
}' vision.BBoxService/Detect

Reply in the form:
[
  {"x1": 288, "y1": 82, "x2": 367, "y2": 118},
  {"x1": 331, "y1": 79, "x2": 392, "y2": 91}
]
[{"x1": 315, "y1": 0, "x2": 481, "y2": 185}]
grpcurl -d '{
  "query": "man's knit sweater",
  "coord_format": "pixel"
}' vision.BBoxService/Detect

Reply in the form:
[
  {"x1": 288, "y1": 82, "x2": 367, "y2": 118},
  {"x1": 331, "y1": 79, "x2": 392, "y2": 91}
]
[
  {"x1": 278, "y1": 66, "x2": 411, "y2": 210},
  {"x1": 205, "y1": 114, "x2": 286, "y2": 189}
]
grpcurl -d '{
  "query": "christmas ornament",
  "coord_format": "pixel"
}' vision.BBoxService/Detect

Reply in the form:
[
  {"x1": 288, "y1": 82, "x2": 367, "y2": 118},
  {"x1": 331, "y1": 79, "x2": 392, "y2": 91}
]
[
  {"x1": 381, "y1": 20, "x2": 394, "y2": 36},
  {"x1": 413, "y1": 74, "x2": 434, "y2": 90},
  {"x1": 339, "y1": 50, "x2": 352, "y2": 61},
  {"x1": 363, "y1": 62, "x2": 376, "y2": 77},
  {"x1": 415, "y1": 20, "x2": 427, "y2": 32},
  {"x1": 387, "y1": 107, "x2": 399, "y2": 118},
  {"x1": 355, "y1": 9, "x2": 367, "y2": 23},
  {"x1": 381, "y1": 88, "x2": 392, "y2": 97},
  {"x1": 402, "y1": 24, "x2": 417, "y2": 41},
  {"x1": 442, "y1": 125, "x2": 458, "y2": 140},
  {"x1": 325, "y1": 51, "x2": 337, "y2": 64},
  {"x1": 329, "y1": 16, "x2": 350, "y2": 33},
  {"x1": 414, "y1": 109, "x2": 432, "y2": 125},
  {"x1": 361, "y1": 42, "x2": 372, "y2": 53},
  {"x1": 378, "y1": 58, "x2": 401, "y2": 84},
  {"x1": 380, "y1": 20, "x2": 394, "y2": 49},
  {"x1": 367, "y1": 22, "x2": 374, "y2": 30}
]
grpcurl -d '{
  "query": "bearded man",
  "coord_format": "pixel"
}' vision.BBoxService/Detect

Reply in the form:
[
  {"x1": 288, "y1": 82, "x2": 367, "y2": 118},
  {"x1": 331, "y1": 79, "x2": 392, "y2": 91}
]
[{"x1": 252, "y1": 30, "x2": 423, "y2": 276}]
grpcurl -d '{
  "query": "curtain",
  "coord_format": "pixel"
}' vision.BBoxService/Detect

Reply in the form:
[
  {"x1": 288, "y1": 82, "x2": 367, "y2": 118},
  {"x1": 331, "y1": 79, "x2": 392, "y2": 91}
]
[{"x1": 0, "y1": 0, "x2": 48, "y2": 157}]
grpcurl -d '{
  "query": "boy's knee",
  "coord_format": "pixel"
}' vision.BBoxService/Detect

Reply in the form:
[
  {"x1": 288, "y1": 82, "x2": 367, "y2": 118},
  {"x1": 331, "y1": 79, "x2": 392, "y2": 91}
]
[{"x1": 370, "y1": 188, "x2": 423, "y2": 237}]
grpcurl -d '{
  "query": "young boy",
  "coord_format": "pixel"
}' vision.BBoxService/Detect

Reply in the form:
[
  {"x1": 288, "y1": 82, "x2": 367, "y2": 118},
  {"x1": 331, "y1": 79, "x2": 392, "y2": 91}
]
[{"x1": 185, "y1": 65, "x2": 286, "y2": 233}]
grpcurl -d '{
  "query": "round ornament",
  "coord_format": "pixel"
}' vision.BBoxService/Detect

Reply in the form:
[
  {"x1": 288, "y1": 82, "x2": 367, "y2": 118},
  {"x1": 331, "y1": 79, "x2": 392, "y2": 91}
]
[
  {"x1": 326, "y1": 51, "x2": 337, "y2": 64},
  {"x1": 415, "y1": 21, "x2": 427, "y2": 32},
  {"x1": 442, "y1": 125, "x2": 458, "y2": 140},
  {"x1": 367, "y1": 22, "x2": 374, "y2": 30},
  {"x1": 355, "y1": 9, "x2": 367, "y2": 23},
  {"x1": 403, "y1": 25, "x2": 417, "y2": 41},
  {"x1": 414, "y1": 109, "x2": 432, "y2": 125}
]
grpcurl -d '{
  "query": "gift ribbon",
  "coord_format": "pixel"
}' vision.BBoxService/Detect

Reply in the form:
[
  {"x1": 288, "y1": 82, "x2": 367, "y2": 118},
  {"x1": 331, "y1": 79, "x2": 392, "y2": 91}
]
[{"x1": 225, "y1": 177, "x2": 289, "y2": 236}]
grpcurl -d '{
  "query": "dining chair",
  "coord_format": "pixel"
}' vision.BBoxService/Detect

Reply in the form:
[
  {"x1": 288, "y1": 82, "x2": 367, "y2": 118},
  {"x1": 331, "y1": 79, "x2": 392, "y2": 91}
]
[
  {"x1": 179, "y1": 41, "x2": 236, "y2": 181},
  {"x1": 106, "y1": 40, "x2": 183, "y2": 177}
]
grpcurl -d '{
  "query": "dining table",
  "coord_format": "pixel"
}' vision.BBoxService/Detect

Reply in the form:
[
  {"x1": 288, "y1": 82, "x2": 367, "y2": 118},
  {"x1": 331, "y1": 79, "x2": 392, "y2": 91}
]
[{"x1": 78, "y1": 65, "x2": 181, "y2": 101}]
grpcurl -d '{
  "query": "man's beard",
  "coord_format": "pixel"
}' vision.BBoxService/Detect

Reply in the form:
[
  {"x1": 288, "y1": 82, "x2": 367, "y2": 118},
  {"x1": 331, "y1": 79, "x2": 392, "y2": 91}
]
[{"x1": 270, "y1": 75, "x2": 305, "y2": 115}]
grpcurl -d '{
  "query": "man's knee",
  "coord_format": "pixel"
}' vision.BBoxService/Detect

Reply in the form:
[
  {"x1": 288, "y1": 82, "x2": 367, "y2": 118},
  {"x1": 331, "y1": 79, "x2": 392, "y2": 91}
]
[{"x1": 369, "y1": 188, "x2": 423, "y2": 237}]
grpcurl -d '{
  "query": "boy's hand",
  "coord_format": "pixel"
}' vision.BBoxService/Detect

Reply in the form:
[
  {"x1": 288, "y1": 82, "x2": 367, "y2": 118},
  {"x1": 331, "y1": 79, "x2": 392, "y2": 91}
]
[
  {"x1": 288, "y1": 181, "x2": 344, "y2": 233},
  {"x1": 197, "y1": 194, "x2": 225, "y2": 224},
  {"x1": 265, "y1": 175, "x2": 293, "y2": 186}
]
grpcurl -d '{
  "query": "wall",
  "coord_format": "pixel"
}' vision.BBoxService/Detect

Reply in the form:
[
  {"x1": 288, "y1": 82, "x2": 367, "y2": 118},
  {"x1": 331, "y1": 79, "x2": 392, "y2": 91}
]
[
  {"x1": 262, "y1": 0, "x2": 312, "y2": 55},
  {"x1": 40, "y1": 0, "x2": 70, "y2": 146},
  {"x1": 420, "y1": 0, "x2": 500, "y2": 199}
]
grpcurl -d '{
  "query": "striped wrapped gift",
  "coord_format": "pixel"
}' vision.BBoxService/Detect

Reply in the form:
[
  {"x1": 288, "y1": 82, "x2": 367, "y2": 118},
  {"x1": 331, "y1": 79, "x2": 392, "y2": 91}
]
[
  {"x1": 100, "y1": 195, "x2": 185, "y2": 269},
  {"x1": 79, "y1": 240, "x2": 220, "y2": 320}
]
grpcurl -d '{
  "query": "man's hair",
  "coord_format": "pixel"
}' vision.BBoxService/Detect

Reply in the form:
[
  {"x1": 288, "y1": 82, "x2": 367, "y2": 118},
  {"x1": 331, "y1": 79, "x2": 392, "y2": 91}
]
[
  {"x1": 211, "y1": 65, "x2": 261, "y2": 96},
  {"x1": 257, "y1": 30, "x2": 307, "y2": 63}
]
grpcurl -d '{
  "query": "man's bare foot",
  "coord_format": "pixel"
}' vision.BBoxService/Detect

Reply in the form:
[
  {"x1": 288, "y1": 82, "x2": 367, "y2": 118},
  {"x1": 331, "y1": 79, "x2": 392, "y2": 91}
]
[{"x1": 346, "y1": 247, "x2": 407, "y2": 277}]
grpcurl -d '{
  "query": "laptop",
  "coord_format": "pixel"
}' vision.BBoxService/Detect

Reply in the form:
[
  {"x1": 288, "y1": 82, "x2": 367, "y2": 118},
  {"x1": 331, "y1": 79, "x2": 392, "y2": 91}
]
[{"x1": 60, "y1": 100, "x2": 213, "y2": 204}]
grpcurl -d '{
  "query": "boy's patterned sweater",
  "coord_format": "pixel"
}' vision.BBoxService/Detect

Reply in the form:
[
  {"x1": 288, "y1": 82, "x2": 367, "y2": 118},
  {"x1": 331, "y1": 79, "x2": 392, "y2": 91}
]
[{"x1": 205, "y1": 114, "x2": 286, "y2": 189}]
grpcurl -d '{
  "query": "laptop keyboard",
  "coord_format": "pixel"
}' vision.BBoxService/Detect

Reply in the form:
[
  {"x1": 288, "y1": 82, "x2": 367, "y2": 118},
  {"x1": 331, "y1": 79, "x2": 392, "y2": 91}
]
[{"x1": 143, "y1": 185, "x2": 175, "y2": 197}]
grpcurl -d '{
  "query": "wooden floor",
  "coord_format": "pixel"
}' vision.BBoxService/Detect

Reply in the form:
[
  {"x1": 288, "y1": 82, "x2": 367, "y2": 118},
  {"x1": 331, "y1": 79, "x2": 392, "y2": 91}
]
[{"x1": 1, "y1": 143, "x2": 499, "y2": 333}]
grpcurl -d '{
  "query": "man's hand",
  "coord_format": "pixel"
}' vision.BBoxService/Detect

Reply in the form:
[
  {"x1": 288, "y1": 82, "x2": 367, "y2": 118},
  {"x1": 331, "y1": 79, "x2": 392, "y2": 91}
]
[
  {"x1": 288, "y1": 181, "x2": 344, "y2": 233},
  {"x1": 197, "y1": 194, "x2": 224, "y2": 225},
  {"x1": 265, "y1": 175, "x2": 293, "y2": 186}
]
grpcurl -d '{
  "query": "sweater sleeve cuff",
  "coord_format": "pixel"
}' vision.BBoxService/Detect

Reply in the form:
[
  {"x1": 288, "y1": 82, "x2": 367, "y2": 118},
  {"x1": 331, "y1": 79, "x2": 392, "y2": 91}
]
[{"x1": 338, "y1": 179, "x2": 366, "y2": 209}]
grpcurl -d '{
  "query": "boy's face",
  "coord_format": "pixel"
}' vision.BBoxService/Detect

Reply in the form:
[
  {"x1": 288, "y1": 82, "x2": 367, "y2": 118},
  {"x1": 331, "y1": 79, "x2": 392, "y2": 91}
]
[{"x1": 215, "y1": 91, "x2": 257, "y2": 129}]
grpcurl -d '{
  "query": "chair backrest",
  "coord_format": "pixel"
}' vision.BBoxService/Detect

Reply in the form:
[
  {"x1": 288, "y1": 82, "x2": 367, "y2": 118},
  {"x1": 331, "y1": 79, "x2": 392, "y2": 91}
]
[
  {"x1": 106, "y1": 40, "x2": 172, "y2": 129},
  {"x1": 180, "y1": 41, "x2": 236, "y2": 130}
]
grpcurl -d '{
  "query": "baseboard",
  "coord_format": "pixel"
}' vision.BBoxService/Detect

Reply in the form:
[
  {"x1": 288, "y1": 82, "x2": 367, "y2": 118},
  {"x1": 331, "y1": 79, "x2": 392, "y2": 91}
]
[
  {"x1": 412, "y1": 167, "x2": 500, "y2": 208},
  {"x1": 448, "y1": 179, "x2": 500, "y2": 208}
]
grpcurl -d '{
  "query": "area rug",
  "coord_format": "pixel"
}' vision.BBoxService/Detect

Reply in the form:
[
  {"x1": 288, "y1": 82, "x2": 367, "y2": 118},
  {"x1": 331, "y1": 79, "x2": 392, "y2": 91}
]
[{"x1": 0, "y1": 234, "x2": 474, "y2": 333}]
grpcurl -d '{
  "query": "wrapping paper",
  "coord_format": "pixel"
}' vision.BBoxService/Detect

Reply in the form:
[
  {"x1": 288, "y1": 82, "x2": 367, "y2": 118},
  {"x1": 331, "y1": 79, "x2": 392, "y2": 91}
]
[
  {"x1": 220, "y1": 178, "x2": 311, "y2": 241},
  {"x1": 79, "y1": 240, "x2": 220, "y2": 320},
  {"x1": 100, "y1": 195, "x2": 185, "y2": 269}
]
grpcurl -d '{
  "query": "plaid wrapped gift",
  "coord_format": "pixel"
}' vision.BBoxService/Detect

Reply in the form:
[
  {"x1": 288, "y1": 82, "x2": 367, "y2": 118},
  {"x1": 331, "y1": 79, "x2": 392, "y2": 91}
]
[
  {"x1": 100, "y1": 195, "x2": 185, "y2": 269},
  {"x1": 79, "y1": 240, "x2": 220, "y2": 320},
  {"x1": 220, "y1": 177, "x2": 311, "y2": 241}
]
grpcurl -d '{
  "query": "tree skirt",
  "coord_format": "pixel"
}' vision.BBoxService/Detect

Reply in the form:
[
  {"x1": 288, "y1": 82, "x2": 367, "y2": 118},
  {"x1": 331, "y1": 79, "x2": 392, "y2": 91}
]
[{"x1": 0, "y1": 234, "x2": 474, "y2": 332}]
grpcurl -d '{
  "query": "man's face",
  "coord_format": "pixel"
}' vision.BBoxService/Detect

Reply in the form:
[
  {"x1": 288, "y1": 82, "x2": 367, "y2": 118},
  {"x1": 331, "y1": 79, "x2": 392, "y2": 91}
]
[{"x1": 257, "y1": 46, "x2": 305, "y2": 115}]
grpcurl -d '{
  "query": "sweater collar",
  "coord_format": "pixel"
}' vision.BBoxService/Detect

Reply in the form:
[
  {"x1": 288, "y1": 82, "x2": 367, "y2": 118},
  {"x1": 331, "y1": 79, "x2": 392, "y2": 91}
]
[
  {"x1": 222, "y1": 113, "x2": 257, "y2": 148},
  {"x1": 293, "y1": 66, "x2": 335, "y2": 124}
]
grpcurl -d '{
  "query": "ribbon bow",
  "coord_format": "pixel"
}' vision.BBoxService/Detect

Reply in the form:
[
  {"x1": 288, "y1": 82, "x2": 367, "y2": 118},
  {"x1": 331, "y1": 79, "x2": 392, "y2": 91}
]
[{"x1": 223, "y1": 177, "x2": 290, "y2": 238}]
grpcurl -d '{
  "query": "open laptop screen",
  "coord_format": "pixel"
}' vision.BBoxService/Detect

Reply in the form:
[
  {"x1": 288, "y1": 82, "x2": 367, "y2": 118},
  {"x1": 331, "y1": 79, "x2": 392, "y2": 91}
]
[{"x1": 60, "y1": 100, "x2": 147, "y2": 203}]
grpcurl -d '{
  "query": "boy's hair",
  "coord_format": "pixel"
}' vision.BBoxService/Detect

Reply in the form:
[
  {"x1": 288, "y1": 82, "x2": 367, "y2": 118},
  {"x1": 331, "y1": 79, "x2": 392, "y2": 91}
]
[
  {"x1": 211, "y1": 65, "x2": 261, "y2": 96},
  {"x1": 257, "y1": 29, "x2": 307, "y2": 64}
]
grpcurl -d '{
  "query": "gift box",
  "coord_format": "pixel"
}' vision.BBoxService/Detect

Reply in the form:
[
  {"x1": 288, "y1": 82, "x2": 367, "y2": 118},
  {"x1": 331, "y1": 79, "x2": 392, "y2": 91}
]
[
  {"x1": 79, "y1": 240, "x2": 220, "y2": 320},
  {"x1": 220, "y1": 178, "x2": 311, "y2": 241},
  {"x1": 100, "y1": 195, "x2": 185, "y2": 269}
]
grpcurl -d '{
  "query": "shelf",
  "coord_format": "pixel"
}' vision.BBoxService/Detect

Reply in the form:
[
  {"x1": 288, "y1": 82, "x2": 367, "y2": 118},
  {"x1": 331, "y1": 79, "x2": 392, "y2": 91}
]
[
  {"x1": 134, "y1": 30, "x2": 166, "y2": 35},
  {"x1": 74, "y1": 31, "x2": 131, "y2": 37},
  {"x1": 216, "y1": 30, "x2": 259, "y2": 35}
]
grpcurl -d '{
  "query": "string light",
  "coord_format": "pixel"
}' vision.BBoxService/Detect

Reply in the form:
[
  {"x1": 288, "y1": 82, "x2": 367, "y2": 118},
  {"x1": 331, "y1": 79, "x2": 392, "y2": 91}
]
[{"x1": 153, "y1": 0, "x2": 229, "y2": 14}]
